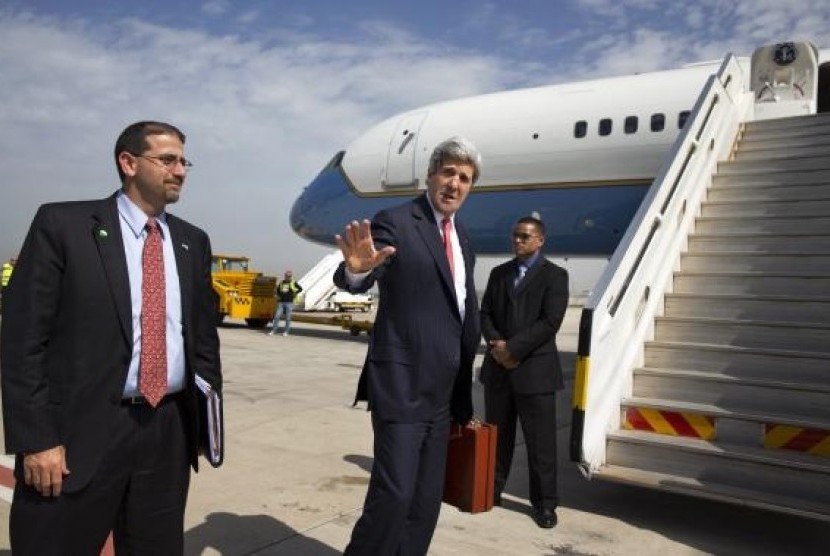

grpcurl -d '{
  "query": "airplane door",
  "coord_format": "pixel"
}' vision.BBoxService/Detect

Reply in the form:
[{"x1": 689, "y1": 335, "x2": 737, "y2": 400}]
[
  {"x1": 751, "y1": 41, "x2": 818, "y2": 120},
  {"x1": 383, "y1": 112, "x2": 427, "y2": 189}
]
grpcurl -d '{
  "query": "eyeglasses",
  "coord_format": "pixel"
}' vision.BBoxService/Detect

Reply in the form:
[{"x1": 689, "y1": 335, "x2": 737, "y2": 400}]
[
  {"x1": 511, "y1": 232, "x2": 538, "y2": 242},
  {"x1": 139, "y1": 154, "x2": 193, "y2": 171}
]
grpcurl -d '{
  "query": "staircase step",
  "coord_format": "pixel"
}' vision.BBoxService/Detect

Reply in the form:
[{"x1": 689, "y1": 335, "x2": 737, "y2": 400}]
[
  {"x1": 663, "y1": 293, "x2": 830, "y2": 324},
  {"x1": 603, "y1": 429, "x2": 830, "y2": 520},
  {"x1": 713, "y1": 169, "x2": 830, "y2": 187},
  {"x1": 609, "y1": 430, "x2": 830, "y2": 482},
  {"x1": 687, "y1": 233, "x2": 830, "y2": 253},
  {"x1": 694, "y1": 215, "x2": 830, "y2": 234},
  {"x1": 680, "y1": 251, "x2": 830, "y2": 273},
  {"x1": 700, "y1": 198, "x2": 830, "y2": 217},
  {"x1": 632, "y1": 368, "x2": 830, "y2": 419},
  {"x1": 734, "y1": 144, "x2": 830, "y2": 162},
  {"x1": 719, "y1": 156, "x2": 830, "y2": 175},
  {"x1": 744, "y1": 113, "x2": 830, "y2": 134},
  {"x1": 644, "y1": 341, "x2": 830, "y2": 384},
  {"x1": 595, "y1": 463, "x2": 830, "y2": 522},
  {"x1": 653, "y1": 316, "x2": 830, "y2": 353},
  {"x1": 738, "y1": 133, "x2": 830, "y2": 153},
  {"x1": 673, "y1": 271, "x2": 830, "y2": 295},
  {"x1": 621, "y1": 396, "x2": 830, "y2": 431},
  {"x1": 707, "y1": 182, "x2": 830, "y2": 202}
]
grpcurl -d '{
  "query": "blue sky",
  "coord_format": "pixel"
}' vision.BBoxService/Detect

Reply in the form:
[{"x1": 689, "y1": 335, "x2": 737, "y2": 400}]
[{"x1": 1, "y1": 0, "x2": 829, "y2": 277}]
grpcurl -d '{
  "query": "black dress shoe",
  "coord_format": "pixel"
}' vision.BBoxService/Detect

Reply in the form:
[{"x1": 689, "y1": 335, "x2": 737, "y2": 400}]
[{"x1": 533, "y1": 507, "x2": 557, "y2": 529}]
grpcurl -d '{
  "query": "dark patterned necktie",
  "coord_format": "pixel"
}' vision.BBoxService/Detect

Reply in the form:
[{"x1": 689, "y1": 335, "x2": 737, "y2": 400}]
[
  {"x1": 140, "y1": 217, "x2": 167, "y2": 407},
  {"x1": 442, "y1": 217, "x2": 455, "y2": 278},
  {"x1": 514, "y1": 264, "x2": 527, "y2": 288}
]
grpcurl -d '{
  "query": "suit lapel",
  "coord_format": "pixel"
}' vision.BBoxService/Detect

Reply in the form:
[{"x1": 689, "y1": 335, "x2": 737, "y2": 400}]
[
  {"x1": 167, "y1": 215, "x2": 193, "y2": 327},
  {"x1": 92, "y1": 196, "x2": 132, "y2": 345}
]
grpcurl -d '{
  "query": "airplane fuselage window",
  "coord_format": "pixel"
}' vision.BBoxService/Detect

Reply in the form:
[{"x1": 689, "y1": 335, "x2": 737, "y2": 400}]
[
  {"x1": 624, "y1": 116, "x2": 638, "y2": 134},
  {"x1": 651, "y1": 113, "x2": 665, "y2": 132},
  {"x1": 599, "y1": 118, "x2": 612, "y2": 136},
  {"x1": 572, "y1": 110, "x2": 687, "y2": 140}
]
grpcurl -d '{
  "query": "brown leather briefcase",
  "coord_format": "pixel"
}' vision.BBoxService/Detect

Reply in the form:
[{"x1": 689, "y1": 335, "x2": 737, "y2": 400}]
[{"x1": 442, "y1": 421, "x2": 498, "y2": 513}]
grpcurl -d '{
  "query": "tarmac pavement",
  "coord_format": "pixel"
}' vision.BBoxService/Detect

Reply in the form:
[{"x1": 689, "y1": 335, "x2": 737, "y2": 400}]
[{"x1": 0, "y1": 308, "x2": 828, "y2": 555}]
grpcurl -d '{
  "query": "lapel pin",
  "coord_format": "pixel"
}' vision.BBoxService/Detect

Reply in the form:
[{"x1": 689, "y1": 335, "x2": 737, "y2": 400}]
[
  {"x1": 98, "y1": 229, "x2": 108, "y2": 238},
  {"x1": 181, "y1": 243, "x2": 189, "y2": 251}
]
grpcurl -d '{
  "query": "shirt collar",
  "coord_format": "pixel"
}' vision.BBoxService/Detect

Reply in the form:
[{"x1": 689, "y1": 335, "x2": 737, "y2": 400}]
[
  {"x1": 116, "y1": 191, "x2": 168, "y2": 239},
  {"x1": 516, "y1": 250, "x2": 541, "y2": 270}
]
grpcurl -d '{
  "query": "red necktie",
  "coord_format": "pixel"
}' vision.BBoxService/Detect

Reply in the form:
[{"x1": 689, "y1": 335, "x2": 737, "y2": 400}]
[
  {"x1": 140, "y1": 217, "x2": 167, "y2": 407},
  {"x1": 442, "y1": 217, "x2": 455, "y2": 278}
]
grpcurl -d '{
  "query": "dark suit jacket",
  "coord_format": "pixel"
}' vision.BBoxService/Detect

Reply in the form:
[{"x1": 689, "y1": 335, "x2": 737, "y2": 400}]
[
  {"x1": 334, "y1": 195, "x2": 480, "y2": 424},
  {"x1": 479, "y1": 257, "x2": 569, "y2": 394},
  {"x1": 0, "y1": 193, "x2": 221, "y2": 492}
]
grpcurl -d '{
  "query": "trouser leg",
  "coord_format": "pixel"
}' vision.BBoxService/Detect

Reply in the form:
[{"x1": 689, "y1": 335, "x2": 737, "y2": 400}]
[
  {"x1": 271, "y1": 303, "x2": 285, "y2": 333},
  {"x1": 10, "y1": 471, "x2": 120, "y2": 555},
  {"x1": 398, "y1": 407, "x2": 450, "y2": 556},
  {"x1": 484, "y1": 381, "x2": 517, "y2": 497},
  {"x1": 517, "y1": 392, "x2": 559, "y2": 509},
  {"x1": 9, "y1": 396, "x2": 189, "y2": 556},
  {"x1": 284, "y1": 303, "x2": 293, "y2": 334},
  {"x1": 345, "y1": 409, "x2": 448, "y2": 556},
  {"x1": 113, "y1": 397, "x2": 190, "y2": 555}
]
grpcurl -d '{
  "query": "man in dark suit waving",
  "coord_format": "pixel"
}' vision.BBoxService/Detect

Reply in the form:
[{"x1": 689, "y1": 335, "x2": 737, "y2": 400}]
[
  {"x1": 334, "y1": 137, "x2": 482, "y2": 555},
  {"x1": 480, "y1": 216, "x2": 569, "y2": 529},
  {"x1": 0, "y1": 121, "x2": 221, "y2": 554}
]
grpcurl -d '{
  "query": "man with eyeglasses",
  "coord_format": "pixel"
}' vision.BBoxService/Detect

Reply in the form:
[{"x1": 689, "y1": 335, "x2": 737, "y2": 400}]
[
  {"x1": 479, "y1": 216, "x2": 569, "y2": 529},
  {"x1": 1, "y1": 120, "x2": 222, "y2": 554}
]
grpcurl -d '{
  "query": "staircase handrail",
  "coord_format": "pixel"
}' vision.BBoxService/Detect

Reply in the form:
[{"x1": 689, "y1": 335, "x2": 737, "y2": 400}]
[{"x1": 569, "y1": 53, "x2": 753, "y2": 474}]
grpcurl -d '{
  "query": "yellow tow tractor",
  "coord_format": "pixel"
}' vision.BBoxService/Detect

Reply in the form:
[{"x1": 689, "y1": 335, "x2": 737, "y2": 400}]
[{"x1": 212, "y1": 254, "x2": 277, "y2": 328}]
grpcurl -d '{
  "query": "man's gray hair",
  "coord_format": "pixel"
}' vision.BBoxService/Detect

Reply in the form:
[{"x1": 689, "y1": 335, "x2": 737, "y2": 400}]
[{"x1": 427, "y1": 136, "x2": 482, "y2": 184}]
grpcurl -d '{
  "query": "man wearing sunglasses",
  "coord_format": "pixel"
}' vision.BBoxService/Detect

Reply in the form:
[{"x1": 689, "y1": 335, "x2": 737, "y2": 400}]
[
  {"x1": 480, "y1": 216, "x2": 569, "y2": 529},
  {"x1": 1, "y1": 121, "x2": 221, "y2": 554}
]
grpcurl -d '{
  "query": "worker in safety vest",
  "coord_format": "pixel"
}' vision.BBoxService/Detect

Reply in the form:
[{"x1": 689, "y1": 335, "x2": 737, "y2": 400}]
[
  {"x1": 269, "y1": 270, "x2": 303, "y2": 336},
  {"x1": 1, "y1": 257, "x2": 15, "y2": 290}
]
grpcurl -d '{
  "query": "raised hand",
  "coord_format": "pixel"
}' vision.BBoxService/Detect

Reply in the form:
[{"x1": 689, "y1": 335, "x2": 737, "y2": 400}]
[{"x1": 335, "y1": 219, "x2": 396, "y2": 273}]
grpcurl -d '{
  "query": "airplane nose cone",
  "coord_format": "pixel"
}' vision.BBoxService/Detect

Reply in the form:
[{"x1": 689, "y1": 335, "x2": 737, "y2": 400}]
[{"x1": 289, "y1": 151, "x2": 351, "y2": 245}]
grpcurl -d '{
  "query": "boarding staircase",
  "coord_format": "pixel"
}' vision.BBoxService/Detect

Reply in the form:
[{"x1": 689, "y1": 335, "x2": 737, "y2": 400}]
[
  {"x1": 571, "y1": 51, "x2": 830, "y2": 522},
  {"x1": 295, "y1": 250, "x2": 343, "y2": 311},
  {"x1": 602, "y1": 113, "x2": 830, "y2": 520}
]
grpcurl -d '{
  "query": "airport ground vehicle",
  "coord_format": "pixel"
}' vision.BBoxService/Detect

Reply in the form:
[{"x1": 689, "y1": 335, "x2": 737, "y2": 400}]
[
  {"x1": 212, "y1": 254, "x2": 277, "y2": 328},
  {"x1": 326, "y1": 291, "x2": 373, "y2": 312}
]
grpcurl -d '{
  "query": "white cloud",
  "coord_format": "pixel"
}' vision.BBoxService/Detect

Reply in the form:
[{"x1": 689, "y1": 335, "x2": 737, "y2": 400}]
[
  {"x1": 202, "y1": 1, "x2": 230, "y2": 17},
  {"x1": 0, "y1": 10, "x2": 522, "y2": 275},
  {"x1": 2, "y1": 3, "x2": 830, "y2": 275}
]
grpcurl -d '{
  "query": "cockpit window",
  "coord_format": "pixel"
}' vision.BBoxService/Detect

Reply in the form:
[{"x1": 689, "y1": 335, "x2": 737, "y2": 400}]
[{"x1": 322, "y1": 151, "x2": 345, "y2": 172}]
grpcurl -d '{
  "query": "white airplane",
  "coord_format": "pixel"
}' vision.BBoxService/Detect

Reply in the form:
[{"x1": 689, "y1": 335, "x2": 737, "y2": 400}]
[{"x1": 290, "y1": 41, "x2": 828, "y2": 256}]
